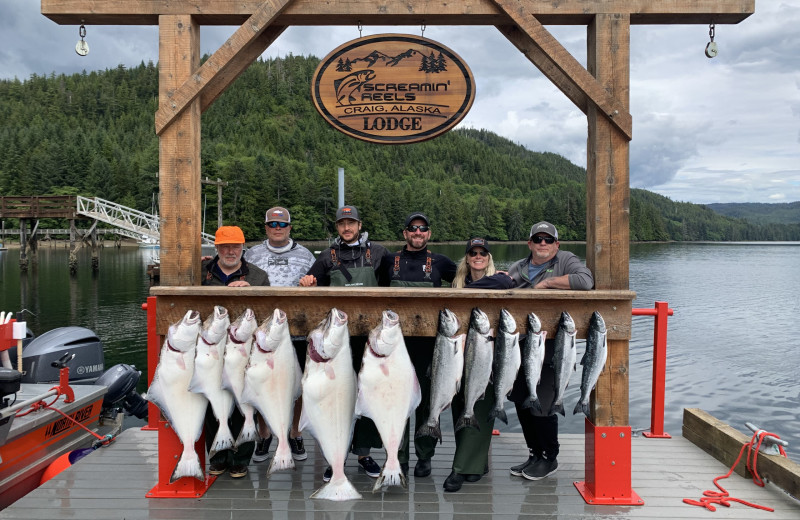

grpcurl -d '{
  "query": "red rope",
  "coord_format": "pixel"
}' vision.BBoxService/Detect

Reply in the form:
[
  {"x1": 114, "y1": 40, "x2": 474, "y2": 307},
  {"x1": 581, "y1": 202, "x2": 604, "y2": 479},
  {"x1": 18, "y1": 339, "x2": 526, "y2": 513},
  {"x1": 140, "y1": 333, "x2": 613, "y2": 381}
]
[
  {"x1": 683, "y1": 430, "x2": 787, "y2": 512},
  {"x1": 14, "y1": 391, "x2": 114, "y2": 446}
]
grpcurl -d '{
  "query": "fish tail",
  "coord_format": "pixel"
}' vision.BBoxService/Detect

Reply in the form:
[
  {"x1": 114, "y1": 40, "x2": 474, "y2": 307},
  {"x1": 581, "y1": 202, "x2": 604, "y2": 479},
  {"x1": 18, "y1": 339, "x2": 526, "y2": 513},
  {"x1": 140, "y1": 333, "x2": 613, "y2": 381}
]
[
  {"x1": 372, "y1": 461, "x2": 406, "y2": 492},
  {"x1": 209, "y1": 424, "x2": 235, "y2": 457},
  {"x1": 522, "y1": 396, "x2": 543, "y2": 415},
  {"x1": 455, "y1": 414, "x2": 480, "y2": 432},
  {"x1": 573, "y1": 399, "x2": 590, "y2": 417},
  {"x1": 549, "y1": 401, "x2": 565, "y2": 417},
  {"x1": 235, "y1": 423, "x2": 259, "y2": 447},
  {"x1": 415, "y1": 421, "x2": 442, "y2": 444},
  {"x1": 268, "y1": 452, "x2": 295, "y2": 475},
  {"x1": 170, "y1": 451, "x2": 204, "y2": 483},
  {"x1": 487, "y1": 408, "x2": 508, "y2": 425},
  {"x1": 310, "y1": 476, "x2": 363, "y2": 501}
]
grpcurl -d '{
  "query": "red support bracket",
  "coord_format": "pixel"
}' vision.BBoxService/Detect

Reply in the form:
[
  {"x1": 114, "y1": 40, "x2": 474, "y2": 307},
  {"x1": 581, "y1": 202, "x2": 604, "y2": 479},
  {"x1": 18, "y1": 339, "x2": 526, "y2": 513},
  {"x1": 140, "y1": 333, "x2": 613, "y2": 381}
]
[
  {"x1": 143, "y1": 295, "x2": 216, "y2": 499},
  {"x1": 574, "y1": 418, "x2": 644, "y2": 506},
  {"x1": 633, "y1": 301, "x2": 674, "y2": 439}
]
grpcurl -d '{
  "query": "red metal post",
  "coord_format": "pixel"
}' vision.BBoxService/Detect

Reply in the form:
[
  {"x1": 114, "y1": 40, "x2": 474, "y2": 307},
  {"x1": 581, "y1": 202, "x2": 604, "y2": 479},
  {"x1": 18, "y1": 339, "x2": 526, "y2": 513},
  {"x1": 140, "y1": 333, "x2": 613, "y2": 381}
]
[
  {"x1": 143, "y1": 296, "x2": 216, "y2": 498},
  {"x1": 641, "y1": 301, "x2": 672, "y2": 439},
  {"x1": 574, "y1": 418, "x2": 644, "y2": 505}
]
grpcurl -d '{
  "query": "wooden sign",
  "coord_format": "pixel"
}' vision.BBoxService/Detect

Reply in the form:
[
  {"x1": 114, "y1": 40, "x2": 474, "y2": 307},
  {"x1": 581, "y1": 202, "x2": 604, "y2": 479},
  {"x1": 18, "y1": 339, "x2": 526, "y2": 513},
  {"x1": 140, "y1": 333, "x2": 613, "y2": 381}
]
[{"x1": 311, "y1": 34, "x2": 476, "y2": 144}]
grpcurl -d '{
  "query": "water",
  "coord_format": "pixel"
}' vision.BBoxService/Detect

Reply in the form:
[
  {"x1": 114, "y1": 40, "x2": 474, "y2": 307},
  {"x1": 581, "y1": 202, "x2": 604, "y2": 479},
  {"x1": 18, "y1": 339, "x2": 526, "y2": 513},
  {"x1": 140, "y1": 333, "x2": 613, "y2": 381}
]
[{"x1": 1, "y1": 241, "x2": 798, "y2": 460}]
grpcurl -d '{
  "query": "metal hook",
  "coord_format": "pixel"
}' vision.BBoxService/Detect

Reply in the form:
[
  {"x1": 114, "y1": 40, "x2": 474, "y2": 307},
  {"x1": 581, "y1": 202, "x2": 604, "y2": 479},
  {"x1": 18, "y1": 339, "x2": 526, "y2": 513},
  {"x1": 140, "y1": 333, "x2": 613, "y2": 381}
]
[
  {"x1": 421, "y1": 23, "x2": 426, "y2": 37},
  {"x1": 76, "y1": 21, "x2": 89, "y2": 56},
  {"x1": 358, "y1": 22, "x2": 363, "y2": 38},
  {"x1": 704, "y1": 22, "x2": 717, "y2": 58},
  {"x1": 79, "y1": 23, "x2": 87, "y2": 39}
]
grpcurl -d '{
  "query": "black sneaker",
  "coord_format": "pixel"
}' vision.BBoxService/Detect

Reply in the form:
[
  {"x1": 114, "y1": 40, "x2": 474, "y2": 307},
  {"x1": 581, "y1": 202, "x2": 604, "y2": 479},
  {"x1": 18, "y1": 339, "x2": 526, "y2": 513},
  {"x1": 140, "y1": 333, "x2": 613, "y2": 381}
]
[
  {"x1": 510, "y1": 453, "x2": 538, "y2": 477},
  {"x1": 229, "y1": 463, "x2": 248, "y2": 478},
  {"x1": 521, "y1": 456, "x2": 558, "y2": 481},
  {"x1": 208, "y1": 461, "x2": 228, "y2": 476},
  {"x1": 252, "y1": 436, "x2": 272, "y2": 463},
  {"x1": 322, "y1": 465, "x2": 333, "y2": 482},
  {"x1": 289, "y1": 436, "x2": 308, "y2": 461},
  {"x1": 357, "y1": 456, "x2": 381, "y2": 478}
]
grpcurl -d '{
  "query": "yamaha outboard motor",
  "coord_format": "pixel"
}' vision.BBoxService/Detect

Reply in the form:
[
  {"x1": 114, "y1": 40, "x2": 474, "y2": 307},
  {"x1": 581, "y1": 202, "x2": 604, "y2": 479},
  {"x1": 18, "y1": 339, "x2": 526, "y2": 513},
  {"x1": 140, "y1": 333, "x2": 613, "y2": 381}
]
[
  {"x1": 94, "y1": 363, "x2": 148, "y2": 421},
  {"x1": 10, "y1": 327, "x2": 105, "y2": 384}
]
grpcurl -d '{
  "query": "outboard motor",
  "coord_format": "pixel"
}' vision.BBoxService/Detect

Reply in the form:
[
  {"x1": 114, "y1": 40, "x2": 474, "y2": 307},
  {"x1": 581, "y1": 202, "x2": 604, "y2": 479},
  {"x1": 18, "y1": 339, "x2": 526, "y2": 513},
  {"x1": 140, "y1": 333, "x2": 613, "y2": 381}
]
[
  {"x1": 10, "y1": 327, "x2": 105, "y2": 384},
  {"x1": 94, "y1": 364, "x2": 148, "y2": 421}
]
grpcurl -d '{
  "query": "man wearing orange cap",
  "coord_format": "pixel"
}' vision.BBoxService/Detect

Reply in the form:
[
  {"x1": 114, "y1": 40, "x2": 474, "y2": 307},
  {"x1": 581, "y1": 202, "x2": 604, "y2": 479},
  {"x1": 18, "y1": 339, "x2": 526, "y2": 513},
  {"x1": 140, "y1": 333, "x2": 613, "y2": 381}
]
[
  {"x1": 201, "y1": 225, "x2": 268, "y2": 479},
  {"x1": 202, "y1": 226, "x2": 269, "y2": 287}
]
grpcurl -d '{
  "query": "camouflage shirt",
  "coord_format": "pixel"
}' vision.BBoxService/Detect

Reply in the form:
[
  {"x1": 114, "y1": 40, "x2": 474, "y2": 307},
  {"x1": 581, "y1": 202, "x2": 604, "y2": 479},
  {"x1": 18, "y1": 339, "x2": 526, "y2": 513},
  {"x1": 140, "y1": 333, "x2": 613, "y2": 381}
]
[{"x1": 243, "y1": 239, "x2": 315, "y2": 287}]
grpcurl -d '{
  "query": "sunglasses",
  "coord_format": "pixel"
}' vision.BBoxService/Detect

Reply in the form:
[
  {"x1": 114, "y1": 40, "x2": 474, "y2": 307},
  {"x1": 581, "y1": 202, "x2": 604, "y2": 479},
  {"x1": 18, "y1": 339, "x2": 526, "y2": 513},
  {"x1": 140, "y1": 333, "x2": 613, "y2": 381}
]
[
  {"x1": 266, "y1": 222, "x2": 290, "y2": 228},
  {"x1": 406, "y1": 225, "x2": 430, "y2": 232},
  {"x1": 468, "y1": 250, "x2": 489, "y2": 257},
  {"x1": 531, "y1": 235, "x2": 556, "y2": 244}
]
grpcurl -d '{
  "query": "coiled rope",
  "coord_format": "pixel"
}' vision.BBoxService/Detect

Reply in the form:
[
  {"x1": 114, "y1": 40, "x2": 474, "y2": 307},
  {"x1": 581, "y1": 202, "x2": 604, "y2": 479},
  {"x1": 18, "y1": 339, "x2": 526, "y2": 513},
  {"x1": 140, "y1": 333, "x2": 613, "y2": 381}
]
[
  {"x1": 15, "y1": 390, "x2": 115, "y2": 446},
  {"x1": 683, "y1": 429, "x2": 787, "y2": 512}
]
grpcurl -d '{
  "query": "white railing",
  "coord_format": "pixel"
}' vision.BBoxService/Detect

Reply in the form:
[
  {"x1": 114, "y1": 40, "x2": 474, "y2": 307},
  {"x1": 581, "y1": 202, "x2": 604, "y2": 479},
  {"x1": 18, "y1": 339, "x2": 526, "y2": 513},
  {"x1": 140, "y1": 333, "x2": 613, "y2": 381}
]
[{"x1": 76, "y1": 196, "x2": 215, "y2": 245}]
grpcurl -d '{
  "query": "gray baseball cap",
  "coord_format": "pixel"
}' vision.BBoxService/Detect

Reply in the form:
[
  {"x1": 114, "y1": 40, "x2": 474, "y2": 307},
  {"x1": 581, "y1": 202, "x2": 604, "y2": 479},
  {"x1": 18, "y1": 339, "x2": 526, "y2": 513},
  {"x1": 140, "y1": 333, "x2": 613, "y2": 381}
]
[
  {"x1": 336, "y1": 205, "x2": 361, "y2": 222},
  {"x1": 529, "y1": 221, "x2": 558, "y2": 240}
]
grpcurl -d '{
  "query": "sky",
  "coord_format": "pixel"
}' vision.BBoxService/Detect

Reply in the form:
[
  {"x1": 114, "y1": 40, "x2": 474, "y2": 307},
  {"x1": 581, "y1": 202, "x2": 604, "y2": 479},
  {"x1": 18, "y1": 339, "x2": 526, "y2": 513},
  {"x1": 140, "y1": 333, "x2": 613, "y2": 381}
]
[{"x1": 2, "y1": 2, "x2": 799, "y2": 205}]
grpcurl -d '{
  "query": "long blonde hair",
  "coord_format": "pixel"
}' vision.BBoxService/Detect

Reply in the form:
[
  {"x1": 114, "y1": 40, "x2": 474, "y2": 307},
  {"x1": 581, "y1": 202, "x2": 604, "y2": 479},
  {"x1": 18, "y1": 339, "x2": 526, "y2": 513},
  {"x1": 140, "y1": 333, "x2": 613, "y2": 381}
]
[{"x1": 452, "y1": 254, "x2": 497, "y2": 289}]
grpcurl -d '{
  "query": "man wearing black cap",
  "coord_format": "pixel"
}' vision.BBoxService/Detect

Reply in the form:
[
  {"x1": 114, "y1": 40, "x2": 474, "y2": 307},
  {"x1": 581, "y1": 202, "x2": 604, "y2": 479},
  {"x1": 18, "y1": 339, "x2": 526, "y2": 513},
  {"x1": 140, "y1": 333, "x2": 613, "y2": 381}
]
[
  {"x1": 298, "y1": 205, "x2": 388, "y2": 481},
  {"x1": 507, "y1": 221, "x2": 594, "y2": 482},
  {"x1": 382, "y1": 212, "x2": 457, "y2": 478}
]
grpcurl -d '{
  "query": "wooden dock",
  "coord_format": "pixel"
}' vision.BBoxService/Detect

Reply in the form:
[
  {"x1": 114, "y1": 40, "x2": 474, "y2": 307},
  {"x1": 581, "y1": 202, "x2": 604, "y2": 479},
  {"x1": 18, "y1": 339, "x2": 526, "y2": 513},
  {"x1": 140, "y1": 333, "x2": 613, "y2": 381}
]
[{"x1": 3, "y1": 428, "x2": 798, "y2": 519}]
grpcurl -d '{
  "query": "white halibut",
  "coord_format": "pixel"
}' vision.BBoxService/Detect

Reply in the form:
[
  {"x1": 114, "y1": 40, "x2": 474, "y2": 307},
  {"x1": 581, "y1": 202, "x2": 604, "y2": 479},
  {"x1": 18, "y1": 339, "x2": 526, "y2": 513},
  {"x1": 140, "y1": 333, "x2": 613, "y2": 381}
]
[
  {"x1": 221, "y1": 308, "x2": 259, "y2": 446},
  {"x1": 188, "y1": 305, "x2": 232, "y2": 458},
  {"x1": 243, "y1": 308, "x2": 302, "y2": 474},
  {"x1": 356, "y1": 310, "x2": 421, "y2": 492},
  {"x1": 300, "y1": 308, "x2": 361, "y2": 501},
  {"x1": 146, "y1": 310, "x2": 205, "y2": 482}
]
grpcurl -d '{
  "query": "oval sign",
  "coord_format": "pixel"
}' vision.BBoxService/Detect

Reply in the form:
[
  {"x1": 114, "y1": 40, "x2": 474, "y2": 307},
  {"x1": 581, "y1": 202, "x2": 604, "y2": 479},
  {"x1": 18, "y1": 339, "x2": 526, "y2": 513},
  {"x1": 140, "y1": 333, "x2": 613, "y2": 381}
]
[{"x1": 311, "y1": 34, "x2": 476, "y2": 144}]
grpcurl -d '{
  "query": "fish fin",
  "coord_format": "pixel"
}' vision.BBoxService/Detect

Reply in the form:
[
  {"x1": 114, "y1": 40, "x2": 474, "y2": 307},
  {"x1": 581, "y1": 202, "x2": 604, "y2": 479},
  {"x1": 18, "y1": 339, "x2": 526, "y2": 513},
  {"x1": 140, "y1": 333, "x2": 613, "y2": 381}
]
[
  {"x1": 170, "y1": 451, "x2": 204, "y2": 483},
  {"x1": 549, "y1": 402, "x2": 565, "y2": 417},
  {"x1": 324, "y1": 364, "x2": 336, "y2": 380},
  {"x1": 573, "y1": 400, "x2": 590, "y2": 417},
  {"x1": 488, "y1": 408, "x2": 508, "y2": 425},
  {"x1": 372, "y1": 462, "x2": 406, "y2": 492},
  {"x1": 415, "y1": 421, "x2": 442, "y2": 444},
  {"x1": 310, "y1": 476, "x2": 363, "y2": 501},
  {"x1": 522, "y1": 397, "x2": 543, "y2": 415},
  {"x1": 209, "y1": 422, "x2": 235, "y2": 457},
  {"x1": 176, "y1": 353, "x2": 187, "y2": 371},
  {"x1": 268, "y1": 442, "x2": 295, "y2": 475},
  {"x1": 455, "y1": 414, "x2": 480, "y2": 432},
  {"x1": 211, "y1": 348, "x2": 219, "y2": 360},
  {"x1": 235, "y1": 422, "x2": 258, "y2": 447}
]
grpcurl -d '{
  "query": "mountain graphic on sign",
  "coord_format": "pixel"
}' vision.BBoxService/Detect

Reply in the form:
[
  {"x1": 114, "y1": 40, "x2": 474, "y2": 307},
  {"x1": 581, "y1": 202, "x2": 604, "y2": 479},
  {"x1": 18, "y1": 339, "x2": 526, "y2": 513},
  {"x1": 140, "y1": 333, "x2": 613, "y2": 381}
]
[{"x1": 335, "y1": 49, "x2": 448, "y2": 73}]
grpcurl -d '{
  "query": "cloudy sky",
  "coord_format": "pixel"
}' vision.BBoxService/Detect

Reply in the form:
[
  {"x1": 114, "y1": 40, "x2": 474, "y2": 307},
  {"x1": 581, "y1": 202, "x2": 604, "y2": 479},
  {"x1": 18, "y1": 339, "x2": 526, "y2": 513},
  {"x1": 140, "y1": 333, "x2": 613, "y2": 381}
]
[{"x1": 2, "y1": 2, "x2": 798, "y2": 204}]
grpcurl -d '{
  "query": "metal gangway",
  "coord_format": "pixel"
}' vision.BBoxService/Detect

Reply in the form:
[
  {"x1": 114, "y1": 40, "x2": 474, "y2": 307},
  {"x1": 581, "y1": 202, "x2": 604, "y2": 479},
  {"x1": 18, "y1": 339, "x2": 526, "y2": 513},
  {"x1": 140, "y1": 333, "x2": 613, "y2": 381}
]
[{"x1": 76, "y1": 196, "x2": 215, "y2": 245}]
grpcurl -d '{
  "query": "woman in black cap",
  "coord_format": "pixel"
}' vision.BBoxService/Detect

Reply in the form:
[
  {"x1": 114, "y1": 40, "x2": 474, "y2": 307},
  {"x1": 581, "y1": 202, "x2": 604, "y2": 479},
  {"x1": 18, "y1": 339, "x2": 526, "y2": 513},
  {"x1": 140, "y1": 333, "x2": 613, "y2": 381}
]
[{"x1": 444, "y1": 238, "x2": 513, "y2": 492}]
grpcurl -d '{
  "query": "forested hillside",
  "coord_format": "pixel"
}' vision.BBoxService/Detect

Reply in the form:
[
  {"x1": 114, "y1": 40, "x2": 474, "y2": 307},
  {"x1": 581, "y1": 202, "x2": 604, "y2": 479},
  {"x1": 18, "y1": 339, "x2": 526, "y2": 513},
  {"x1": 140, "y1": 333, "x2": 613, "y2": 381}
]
[
  {"x1": 1, "y1": 56, "x2": 798, "y2": 242},
  {"x1": 706, "y1": 202, "x2": 800, "y2": 226}
]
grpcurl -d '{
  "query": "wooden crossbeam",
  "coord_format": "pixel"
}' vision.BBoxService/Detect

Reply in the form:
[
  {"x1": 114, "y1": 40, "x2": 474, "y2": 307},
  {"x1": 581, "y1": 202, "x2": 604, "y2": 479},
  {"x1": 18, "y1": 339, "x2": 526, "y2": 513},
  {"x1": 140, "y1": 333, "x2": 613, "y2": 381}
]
[
  {"x1": 494, "y1": 1, "x2": 632, "y2": 140},
  {"x1": 154, "y1": 1, "x2": 291, "y2": 134},
  {"x1": 42, "y1": 0, "x2": 754, "y2": 26}
]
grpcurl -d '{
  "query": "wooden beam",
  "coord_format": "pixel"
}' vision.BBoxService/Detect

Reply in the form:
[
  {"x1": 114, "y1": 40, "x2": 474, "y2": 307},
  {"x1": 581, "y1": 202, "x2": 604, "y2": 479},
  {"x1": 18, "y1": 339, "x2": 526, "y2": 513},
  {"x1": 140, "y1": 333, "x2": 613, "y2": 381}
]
[
  {"x1": 150, "y1": 286, "x2": 635, "y2": 338},
  {"x1": 493, "y1": 0, "x2": 632, "y2": 140},
  {"x1": 683, "y1": 408, "x2": 800, "y2": 498},
  {"x1": 155, "y1": 1, "x2": 292, "y2": 134},
  {"x1": 42, "y1": 0, "x2": 754, "y2": 26},
  {"x1": 158, "y1": 15, "x2": 202, "y2": 285}
]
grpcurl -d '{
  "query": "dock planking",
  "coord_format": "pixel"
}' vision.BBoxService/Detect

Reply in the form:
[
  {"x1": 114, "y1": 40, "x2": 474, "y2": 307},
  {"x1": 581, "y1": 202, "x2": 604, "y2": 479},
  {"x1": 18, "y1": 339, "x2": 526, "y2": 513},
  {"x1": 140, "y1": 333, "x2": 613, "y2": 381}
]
[{"x1": 3, "y1": 427, "x2": 799, "y2": 519}]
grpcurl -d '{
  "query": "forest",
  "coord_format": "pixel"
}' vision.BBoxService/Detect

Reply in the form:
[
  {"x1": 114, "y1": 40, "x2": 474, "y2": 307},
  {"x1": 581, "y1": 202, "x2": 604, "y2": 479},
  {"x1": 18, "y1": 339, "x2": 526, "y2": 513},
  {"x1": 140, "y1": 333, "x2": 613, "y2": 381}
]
[{"x1": 1, "y1": 55, "x2": 798, "y2": 242}]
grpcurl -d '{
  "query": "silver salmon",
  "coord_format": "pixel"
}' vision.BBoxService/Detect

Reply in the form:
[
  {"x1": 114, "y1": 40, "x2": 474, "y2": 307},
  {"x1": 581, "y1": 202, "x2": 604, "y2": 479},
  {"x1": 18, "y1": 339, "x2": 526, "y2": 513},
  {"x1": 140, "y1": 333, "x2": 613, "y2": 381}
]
[
  {"x1": 300, "y1": 308, "x2": 361, "y2": 501},
  {"x1": 221, "y1": 308, "x2": 259, "y2": 446},
  {"x1": 574, "y1": 311, "x2": 608, "y2": 416},
  {"x1": 356, "y1": 310, "x2": 421, "y2": 492},
  {"x1": 550, "y1": 311, "x2": 577, "y2": 416},
  {"x1": 146, "y1": 310, "x2": 204, "y2": 482},
  {"x1": 521, "y1": 313, "x2": 547, "y2": 414},
  {"x1": 455, "y1": 308, "x2": 494, "y2": 432},
  {"x1": 243, "y1": 308, "x2": 303, "y2": 474},
  {"x1": 488, "y1": 309, "x2": 520, "y2": 424},
  {"x1": 188, "y1": 305, "x2": 231, "y2": 458},
  {"x1": 415, "y1": 309, "x2": 464, "y2": 443}
]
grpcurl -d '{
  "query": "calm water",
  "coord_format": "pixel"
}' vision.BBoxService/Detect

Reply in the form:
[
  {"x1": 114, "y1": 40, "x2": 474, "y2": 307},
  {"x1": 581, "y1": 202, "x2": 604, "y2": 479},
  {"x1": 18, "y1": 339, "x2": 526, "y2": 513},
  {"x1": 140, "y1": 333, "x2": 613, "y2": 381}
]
[{"x1": 1, "y1": 241, "x2": 798, "y2": 459}]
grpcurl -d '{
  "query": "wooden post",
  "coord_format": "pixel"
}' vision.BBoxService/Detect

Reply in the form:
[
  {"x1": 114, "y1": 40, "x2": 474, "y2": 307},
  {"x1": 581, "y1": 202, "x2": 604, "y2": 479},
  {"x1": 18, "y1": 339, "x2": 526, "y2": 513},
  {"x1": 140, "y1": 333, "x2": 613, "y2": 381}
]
[
  {"x1": 158, "y1": 15, "x2": 202, "y2": 286},
  {"x1": 19, "y1": 219, "x2": 28, "y2": 272},
  {"x1": 586, "y1": 13, "x2": 631, "y2": 428}
]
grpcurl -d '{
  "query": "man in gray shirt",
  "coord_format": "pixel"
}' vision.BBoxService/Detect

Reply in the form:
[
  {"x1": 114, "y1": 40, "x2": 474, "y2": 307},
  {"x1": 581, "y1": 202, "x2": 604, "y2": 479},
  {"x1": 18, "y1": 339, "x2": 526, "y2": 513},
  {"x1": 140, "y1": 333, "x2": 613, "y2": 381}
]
[{"x1": 243, "y1": 206, "x2": 315, "y2": 463}]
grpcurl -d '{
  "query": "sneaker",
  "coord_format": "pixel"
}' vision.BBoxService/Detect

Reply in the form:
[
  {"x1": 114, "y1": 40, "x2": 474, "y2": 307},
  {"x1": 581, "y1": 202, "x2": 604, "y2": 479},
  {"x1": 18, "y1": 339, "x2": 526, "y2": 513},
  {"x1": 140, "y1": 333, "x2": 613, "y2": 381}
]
[
  {"x1": 252, "y1": 436, "x2": 272, "y2": 463},
  {"x1": 357, "y1": 456, "x2": 381, "y2": 478},
  {"x1": 443, "y1": 471, "x2": 465, "y2": 492},
  {"x1": 208, "y1": 461, "x2": 228, "y2": 476},
  {"x1": 229, "y1": 463, "x2": 248, "y2": 478},
  {"x1": 322, "y1": 465, "x2": 333, "y2": 482},
  {"x1": 510, "y1": 453, "x2": 538, "y2": 477},
  {"x1": 414, "y1": 458, "x2": 431, "y2": 478},
  {"x1": 521, "y1": 456, "x2": 558, "y2": 481},
  {"x1": 289, "y1": 436, "x2": 308, "y2": 461}
]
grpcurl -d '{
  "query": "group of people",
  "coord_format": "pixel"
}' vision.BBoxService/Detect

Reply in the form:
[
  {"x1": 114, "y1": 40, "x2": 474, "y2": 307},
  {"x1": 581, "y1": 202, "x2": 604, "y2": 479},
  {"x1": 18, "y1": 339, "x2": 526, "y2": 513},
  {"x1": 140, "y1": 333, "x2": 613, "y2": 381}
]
[{"x1": 200, "y1": 205, "x2": 594, "y2": 493}]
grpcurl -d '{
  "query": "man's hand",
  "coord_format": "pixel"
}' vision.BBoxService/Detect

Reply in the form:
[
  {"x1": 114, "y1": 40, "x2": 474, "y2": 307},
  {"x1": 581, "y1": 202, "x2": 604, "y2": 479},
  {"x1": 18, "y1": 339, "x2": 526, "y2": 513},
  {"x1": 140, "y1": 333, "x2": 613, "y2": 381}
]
[
  {"x1": 298, "y1": 275, "x2": 317, "y2": 287},
  {"x1": 227, "y1": 280, "x2": 251, "y2": 287}
]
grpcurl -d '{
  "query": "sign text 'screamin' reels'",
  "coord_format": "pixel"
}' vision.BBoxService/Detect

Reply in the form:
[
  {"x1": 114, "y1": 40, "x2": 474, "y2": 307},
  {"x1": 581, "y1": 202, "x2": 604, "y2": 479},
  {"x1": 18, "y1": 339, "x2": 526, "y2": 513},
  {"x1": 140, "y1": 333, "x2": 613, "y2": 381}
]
[{"x1": 311, "y1": 34, "x2": 476, "y2": 145}]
